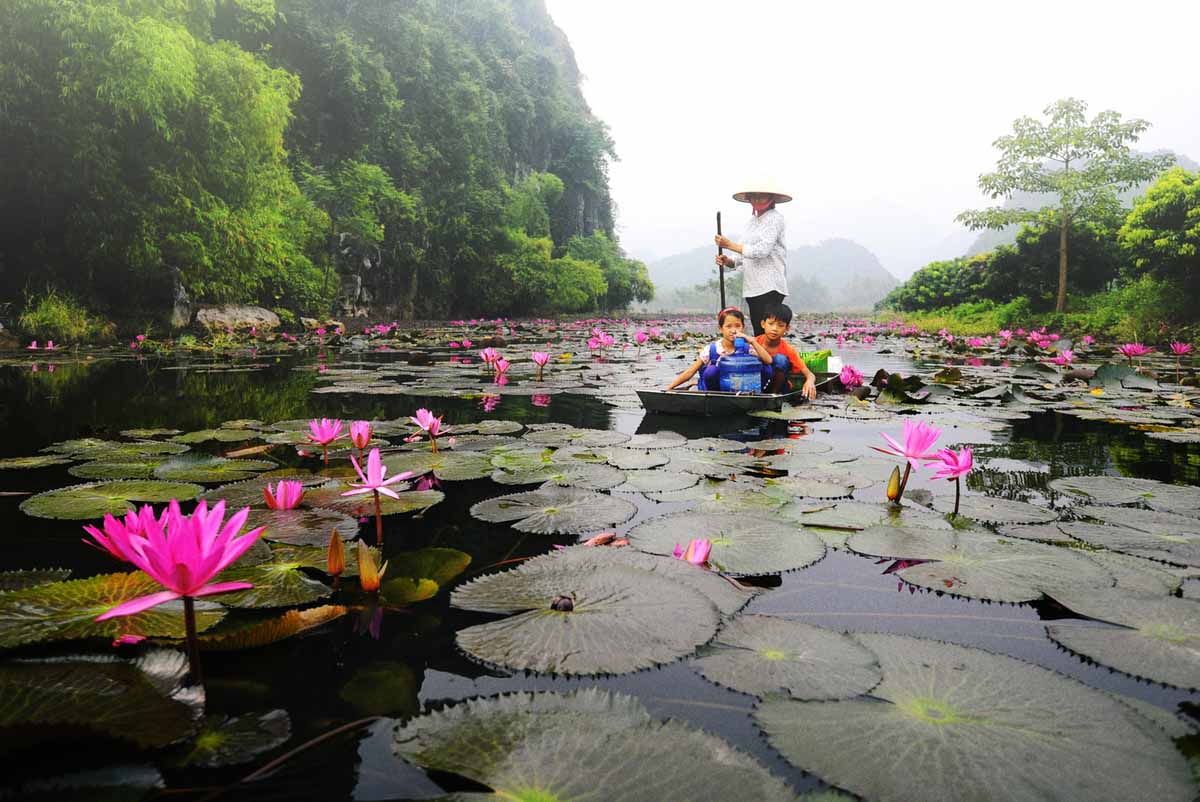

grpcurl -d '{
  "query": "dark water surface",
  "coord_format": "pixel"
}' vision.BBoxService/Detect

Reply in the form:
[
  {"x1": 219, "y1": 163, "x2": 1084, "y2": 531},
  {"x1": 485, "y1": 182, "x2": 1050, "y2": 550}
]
[{"x1": 1, "y1": 337, "x2": 1197, "y2": 801}]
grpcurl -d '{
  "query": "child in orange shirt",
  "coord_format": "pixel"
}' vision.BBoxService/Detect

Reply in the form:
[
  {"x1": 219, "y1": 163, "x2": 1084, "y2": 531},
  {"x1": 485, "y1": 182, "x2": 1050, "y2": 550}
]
[{"x1": 756, "y1": 303, "x2": 816, "y2": 399}]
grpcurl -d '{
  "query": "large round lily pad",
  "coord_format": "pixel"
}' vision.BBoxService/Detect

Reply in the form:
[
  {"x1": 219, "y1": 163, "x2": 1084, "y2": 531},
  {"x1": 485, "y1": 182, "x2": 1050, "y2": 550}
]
[
  {"x1": 523, "y1": 427, "x2": 631, "y2": 448},
  {"x1": 153, "y1": 455, "x2": 277, "y2": 483},
  {"x1": 626, "y1": 512, "x2": 825, "y2": 575},
  {"x1": 1078, "y1": 504, "x2": 1200, "y2": 538},
  {"x1": 490, "y1": 461, "x2": 626, "y2": 491},
  {"x1": 0, "y1": 568, "x2": 71, "y2": 592},
  {"x1": 0, "y1": 573, "x2": 225, "y2": 649},
  {"x1": 665, "y1": 450, "x2": 763, "y2": 477},
  {"x1": 694, "y1": 616, "x2": 881, "y2": 699},
  {"x1": 245, "y1": 507, "x2": 360, "y2": 546},
  {"x1": 20, "y1": 480, "x2": 205, "y2": 520},
  {"x1": 393, "y1": 689, "x2": 799, "y2": 801},
  {"x1": 931, "y1": 494, "x2": 1057, "y2": 525},
  {"x1": 611, "y1": 469, "x2": 698, "y2": 494},
  {"x1": 1045, "y1": 591, "x2": 1200, "y2": 689},
  {"x1": 216, "y1": 560, "x2": 333, "y2": 609},
  {"x1": 648, "y1": 480, "x2": 787, "y2": 515},
  {"x1": 1058, "y1": 521, "x2": 1200, "y2": 567},
  {"x1": 0, "y1": 455, "x2": 72, "y2": 470},
  {"x1": 381, "y1": 451, "x2": 493, "y2": 482},
  {"x1": 846, "y1": 526, "x2": 1115, "y2": 602},
  {"x1": 470, "y1": 486, "x2": 637, "y2": 535},
  {"x1": 172, "y1": 710, "x2": 290, "y2": 768},
  {"x1": 200, "y1": 473, "x2": 326, "y2": 508},
  {"x1": 755, "y1": 633, "x2": 1195, "y2": 802},
  {"x1": 452, "y1": 561, "x2": 720, "y2": 674},
  {"x1": 305, "y1": 480, "x2": 444, "y2": 517},
  {"x1": 601, "y1": 448, "x2": 671, "y2": 470},
  {"x1": 68, "y1": 458, "x2": 168, "y2": 481},
  {"x1": 1049, "y1": 475, "x2": 1175, "y2": 507}
]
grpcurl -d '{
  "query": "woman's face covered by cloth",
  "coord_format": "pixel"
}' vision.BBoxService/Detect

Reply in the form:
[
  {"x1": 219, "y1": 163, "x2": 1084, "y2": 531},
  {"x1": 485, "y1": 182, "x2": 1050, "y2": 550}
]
[{"x1": 748, "y1": 193, "x2": 775, "y2": 216}]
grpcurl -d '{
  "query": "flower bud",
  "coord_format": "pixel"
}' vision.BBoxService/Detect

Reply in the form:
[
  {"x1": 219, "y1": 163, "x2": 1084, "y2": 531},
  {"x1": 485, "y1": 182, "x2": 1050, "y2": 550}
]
[
  {"x1": 327, "y1": 529, "x2": 345, "y2": 577},
  {"x1": 357, "y1": 540, "x2": 386, "y2": 592},
  {"x1": 886, "y1": 466, "x2": 902, "y2": 502}
]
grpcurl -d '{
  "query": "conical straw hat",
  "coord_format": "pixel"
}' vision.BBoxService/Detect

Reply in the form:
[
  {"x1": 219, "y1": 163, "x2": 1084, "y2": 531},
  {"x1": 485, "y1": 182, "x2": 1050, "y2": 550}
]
[{"x1": 733, "y1": 180, "x2": 792, "y2": 204}]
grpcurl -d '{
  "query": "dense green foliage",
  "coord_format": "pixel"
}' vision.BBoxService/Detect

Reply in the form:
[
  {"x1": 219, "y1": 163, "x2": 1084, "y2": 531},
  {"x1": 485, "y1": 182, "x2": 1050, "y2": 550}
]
[
  {"x1": 1119, "y1": 167, "x2": 1200, "y2": 306},
  {"x1": 957, "y1": 98, "x2": 1171, "y2": 311},
  {"x1": 0, "y1": 0, "x2": 648, "y2": 328}
]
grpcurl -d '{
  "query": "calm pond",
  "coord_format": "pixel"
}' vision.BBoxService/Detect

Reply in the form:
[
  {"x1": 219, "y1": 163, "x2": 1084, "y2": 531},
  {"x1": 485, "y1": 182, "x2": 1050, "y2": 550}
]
[{"x1": 1, "y1": 318, "x2": 1197, "y2": 801}]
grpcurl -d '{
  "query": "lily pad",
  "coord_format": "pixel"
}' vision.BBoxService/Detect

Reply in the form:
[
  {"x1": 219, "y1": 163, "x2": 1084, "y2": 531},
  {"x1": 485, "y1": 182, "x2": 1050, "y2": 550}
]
[
  {"x1": 172, "y1": 710, "x2": 290, "y2": 768},
  {"x1": 1046, "y1": 591, "x2": 1200, "y2": 689},
  {"x1": 490, "y1": 461, "x2": 626, "y2": 491},
  {"x1": 1058, "y1": 521, "x2": 1200, "y2": 567},
  {"x1": 453, "y1": 560, "x2": 720, "y2": 674},
  {"x1": 1076, "y1": 504, "x2": 1200, "y2": 539},
  {"x1": 488, "y1": 446, "x2": 555, "y2": 473},
  {"x1": 749, "y1": 404, "x2": 828, "y2": 421},
  {"x1": 1049, "y1": 475, "x2": 1172, "y2": 507},
  {"x1": 694, "y1": 616, "x2": 881, "y2": 699},
  {"x1": 391, "y1": 547, "x2": 472, "y2": 588},
  {"x1": 781, "y1": 501, "x2": 952, "y2": 534},
  {"x1": 0, "y1": 454, "x2": 73, "y2": 470},
  {"x1": 755, "y1": 633, "x2": 1194, "y2": 802},
  {"x1": 153, "y1": 455, "x2": 277, "y2": 483},
  {"x1": 0, "y1": 651, "x2": 197, "y2": 749},
  {"x1": 0, "y1": 573, "x2": 225, "y2": 649},
  {"x1": 68, "y1": 458, "x2": 168, "y2": 481},
  {"x1": 200, "y1": 473, "x2": 327, "y2": 508},
  {"x1": 216, "y1": 560, "x2": 333, "y2": 609},
  {"x1": 665, "y1": 450, "x2": 762, "y2": 477},
  {"x1": 602, "y1": 448, "x2": 671, "y2": 470},
  {"x1": 624, "y1": 431, "x2": 688, "y2": 449},
  {"x1": 0, "y1": 568, "x2": 71, "y2": 593},
  {"x1": 626, "y1": 512, "x2": 826, "y2": 575},
  {"x1": 931, "y1": 494, "x2": 1058, "y2": 525},
  {"x1": 1081, "y1": 550, "x2": 1182, "y2": 596},
  {"x1": 20, "y1": 481, "x2": 205, "y2": 520},
  {"x1": 394, "y1": 689, "x2": 798, "y2": 801},
  {"x1": 305, "y1": 480, "x2": 444, "y2": 517},
  {"x1": 199, "y1": 606, "x2": 349, "y2": 650},
  {"x1": 244, "y1": 507, "x2": 360, "y2": 546},
  {"x1": 470, "y1": 486, "x2": 637, "y2": 535},
  {"x1": 846, "y1": 526, "x2": 1115, "y2": 602},
  {"x1": 381, "y1": 450, "x2": 493, "y2": 482},
  {"x1": 523, "y1": 427, "x2": 632, "y2": 448},
  {"x1": 648, "y1": 480, "x2": 788, "y2": 515},
  {"x1": 611, "y1": 469, "x2": 699, "y2": 494},
  {"x1": 171, "y1": 428, "x2": 263, "y2": 444}
]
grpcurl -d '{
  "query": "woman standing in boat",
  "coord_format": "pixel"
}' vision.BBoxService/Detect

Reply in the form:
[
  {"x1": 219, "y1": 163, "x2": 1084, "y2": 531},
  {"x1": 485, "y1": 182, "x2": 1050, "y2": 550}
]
[{"x1": 714, "y1": 181, "x2": 791, "y2": 337}]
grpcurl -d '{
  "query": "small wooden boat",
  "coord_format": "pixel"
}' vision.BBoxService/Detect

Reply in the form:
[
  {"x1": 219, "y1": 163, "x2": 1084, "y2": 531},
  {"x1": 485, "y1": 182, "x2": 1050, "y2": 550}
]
[{"x1": 637, "y1": 371, "x2": 840, "y2": 416}]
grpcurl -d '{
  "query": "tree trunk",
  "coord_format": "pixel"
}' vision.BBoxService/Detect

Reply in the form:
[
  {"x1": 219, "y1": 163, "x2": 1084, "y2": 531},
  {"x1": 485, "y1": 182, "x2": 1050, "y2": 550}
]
[{"x1": 1056, "y1": 208, "x2": 1069, "y2": 312}]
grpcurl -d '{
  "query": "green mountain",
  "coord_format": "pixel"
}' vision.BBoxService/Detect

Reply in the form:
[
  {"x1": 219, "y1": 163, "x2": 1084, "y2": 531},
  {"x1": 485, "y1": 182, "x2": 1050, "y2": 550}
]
[{"x1": 643, "y1": 237, "x2": 898, "y2": 312}]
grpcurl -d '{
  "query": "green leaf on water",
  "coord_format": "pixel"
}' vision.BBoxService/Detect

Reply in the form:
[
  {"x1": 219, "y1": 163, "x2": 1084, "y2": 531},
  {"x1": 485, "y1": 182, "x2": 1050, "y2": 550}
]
[
  {"x1": 20, "y1": 481, "x2": 205, "y2": 520},
  {"x1": 755, "y1": 633, "x2": 1194, "y2": 802},
  {"x1": 626, "y1": 512, "x2": 826, "y2": 576},
  {"x1": 171, "y1": 709, "x2": 290, "y2": 768},
  {"x1": 470, "y1": 486, "x2": 637, "y2": 535}
]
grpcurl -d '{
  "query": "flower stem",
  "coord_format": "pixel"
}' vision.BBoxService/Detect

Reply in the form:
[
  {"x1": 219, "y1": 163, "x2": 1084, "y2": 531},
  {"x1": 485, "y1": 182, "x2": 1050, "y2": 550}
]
[
  {"x1": 183, "y1": 595, "x2": 203, "y2": 687},
  {"x1": 322, "y1": 444, "x2": 329, "y2": 469},
  {"x1": 374, "y1": 490, "x2": 383, "y2": 546},
  {"x1": 430, "y1": 436, "x2": 438, "y2": 454},
  {"x1": 893, "y1": 463, "x2": 912, "y2": 505},
  {"x1": 953, "y1": 477, "x2": 961, "y2": 517}
]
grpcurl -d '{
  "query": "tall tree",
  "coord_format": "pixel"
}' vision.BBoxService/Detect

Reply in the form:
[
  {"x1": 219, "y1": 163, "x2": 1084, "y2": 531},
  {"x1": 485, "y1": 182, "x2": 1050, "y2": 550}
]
[
  {"x1": 957, "y1": 98, "x2": 1171, "y2": 312},
  {"x1": 1118, "y1": 167, "x2": 1200, "y2": 313}
]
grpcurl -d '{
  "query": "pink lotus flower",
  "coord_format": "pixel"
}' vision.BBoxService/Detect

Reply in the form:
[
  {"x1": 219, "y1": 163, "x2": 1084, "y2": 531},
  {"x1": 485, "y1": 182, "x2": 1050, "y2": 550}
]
[
  {"x1": 872, "y1": 419, "x2": 942, "y2": 471},
  {"x1": 479, "y1": 347, "x2": 498, "y2": 365},
  {"x1": 997, "y1": 330, "x2": 1012, "y2": 339},
  {"x1": 89, "y1": 500, "x2": 263, "y2": 621},
  {"x1": 1117, "y1": 342, "x2": 1154, "y2": 358},
  {"x1": 307, "y1": 418, "x2": 344, "y2": 467},
  {"x1": 495, "y1": 358, "x2": 509, "y2": 374},
  {"x1": 315, "y1": 327, "x2": 326, "y2": 337},
  {"x1": 839, "y1": 364, "x2": 864, "y2": 390},
  {"x1": 1048, "y1": 349, "x2": 1075, "y2": 366},
  {"x1": 342, "y1": 448, "x2": 412, "y2": 501},
  {"x1": 410, "y1": 408, "x2": 447, "y2": 451},
  {"x1": 350, "y1": 420, "x2": 372, "y2": 452},
  {"x1": 450, "y1": 341, "x2": 461, "y2": 348},
  {"x1": 342, "y1": 448, "x2": 414, "y2": 544},
  {"x1": 44, "y1": 341, "x2": 57, "y2": 350},
  {"x1": 83, "y1": 507, "x2": 167, "y2": 562},
  {"x1": 1170, "y1": 342, "x2": 1193, "y2": 356},
  {"x1": 26, "y1": 341, "x2": 38, "y2": 350},
  {"x1": 531, "y1": 351, "x2": 550, "y2": 367},
  {"x1": 263, "y1": 480, "x2": 305, "y2": 510},
  {"x1": 1081, "y1": 334, "x2": 1095, "y2": 346},
  {"x1": 635, "y1": 330, "x2": 649, "y2": 345},
  {"x1": 931, "y1": 446, "x2": 973, "y2": 481},
  {"x1": 672, "y1": 538, "x2": 712, "y2": 565},
  {"x1": 461, "y1": 339, "x2": 473, "y2": 348}
]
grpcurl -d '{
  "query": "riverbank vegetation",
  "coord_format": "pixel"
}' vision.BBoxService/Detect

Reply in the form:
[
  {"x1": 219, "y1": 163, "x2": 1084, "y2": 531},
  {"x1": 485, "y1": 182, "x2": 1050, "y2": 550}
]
[
  {"x1": 879, "y1": 100, "x2": 1199, "y2": 342},
  {"x1": 0, "y1": 0, "x2": 651, "y2": 333}
]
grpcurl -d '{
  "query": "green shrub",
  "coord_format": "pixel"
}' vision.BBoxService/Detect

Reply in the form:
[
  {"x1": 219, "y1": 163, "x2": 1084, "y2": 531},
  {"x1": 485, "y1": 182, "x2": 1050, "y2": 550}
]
[
  {"x1": 272, "y1": 307, "x2": 298, "y2": 329},
  {"x1": 17, "y1": 288, "x2": 108, "y2": 342}
]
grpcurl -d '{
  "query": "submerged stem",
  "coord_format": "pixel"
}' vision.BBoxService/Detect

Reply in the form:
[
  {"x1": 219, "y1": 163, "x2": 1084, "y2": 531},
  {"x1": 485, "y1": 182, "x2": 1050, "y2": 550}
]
[
  {"x1": 374, "y1": 490, "x2": 383, "y2": 546},
  {"x1": 183, "y1": 595, "x2": 203, "y2": 687}
]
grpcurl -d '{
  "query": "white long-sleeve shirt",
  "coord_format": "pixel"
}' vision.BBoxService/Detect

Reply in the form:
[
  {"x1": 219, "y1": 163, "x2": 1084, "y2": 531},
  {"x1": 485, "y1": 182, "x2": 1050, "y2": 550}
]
[{"x1": 729, "y1": 208, "x2": 788, "y2": 299}]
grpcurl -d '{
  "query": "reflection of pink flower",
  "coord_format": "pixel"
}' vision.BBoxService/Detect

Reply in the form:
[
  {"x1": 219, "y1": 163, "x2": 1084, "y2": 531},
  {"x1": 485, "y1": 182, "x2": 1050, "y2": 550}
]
[
  {"x1": 481, "y1": 394, "x2": 500, "y2": 412},
  {"x1": 27, "y1": 341, "x2": 38, "y2": 350},
  {"x1": 532, "y1": 394, "x2": 551, "y2": 407}
]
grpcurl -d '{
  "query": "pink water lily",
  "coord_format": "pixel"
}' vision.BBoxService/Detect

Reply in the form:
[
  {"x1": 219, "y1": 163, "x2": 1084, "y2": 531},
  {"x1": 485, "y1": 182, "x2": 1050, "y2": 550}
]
[
  {"x1": 350, "y1": 420, "x2": 372, "y2": 455},
  {"x1": 1048, "y1": 349, "x2": 1074, "y2": 366},
  {"x1": 635, "y1": 330, "x2": 649, "y2": 345},
  {"x1": 1117, "y1": 342, "x2": 1154, "y2": 366},
  {"x1": 931, "y1": 446, "x2": 973, "y2": 516},
  {"x1": 263, "y1": 480, "x2": 305, "y2": 510},
  {"x1": 495, "y1": 358, "x2": 510, "y2": 375},
  {"x1": 86, "y1": 499, "x2": 264, "y2": 682},
  {"x1": 872, "y1": 419, "x2": 942, "y2": 505},
  {"x1": 461, "y1": 339, "x2": 473, "y2": 348},
  {"x1": 82, "y1": 506, "x2": 168, "y2": 562},
  {"x1": 1170, "y1": 342, "x2": 1193, "y2": 356},
  {"x1": 44, "y1": 341, "x2": 57, "y2": 350},
  {"x1": 839, "y1": 364, "x2": 864, "y2": 390},
  {"x1": 531, "y1": 351, "x2": 550, "y2": 380},
  {"x1": 26, "y1": 340, "x2": 38, "y2": 350},
  {"x1": 672, "y1": 538, "x2": 712, "y2": 566},
  {"x1": 410, "y1": 407, "x2": 447, "y2": 452},
  {"x1": 307, "y1": 418, "x2": 344, "y2": 467},
  {"x1": 342, "y1": 448, "x2": 414, "y2": 544}
]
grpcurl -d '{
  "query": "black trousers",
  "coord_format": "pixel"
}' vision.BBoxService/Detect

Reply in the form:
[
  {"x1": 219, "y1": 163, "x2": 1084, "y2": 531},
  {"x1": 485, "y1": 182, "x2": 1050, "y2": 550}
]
[{"x1": 745, "y1": 291, "x2": 786, "y2": 337}]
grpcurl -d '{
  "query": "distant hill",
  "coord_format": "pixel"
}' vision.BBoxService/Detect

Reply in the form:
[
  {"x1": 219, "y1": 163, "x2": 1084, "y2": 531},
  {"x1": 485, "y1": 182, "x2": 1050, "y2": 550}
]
[
  {"x1": 642, "y1": 237, "x2": 899, "y2": 312},
  {"x1": 965, "y1": 150, "x2": 1197, "y2": 256}
]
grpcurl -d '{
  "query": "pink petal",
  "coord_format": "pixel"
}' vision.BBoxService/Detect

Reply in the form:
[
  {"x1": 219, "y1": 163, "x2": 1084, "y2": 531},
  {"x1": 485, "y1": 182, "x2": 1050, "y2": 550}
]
[{"x1": 95, "y1": 590, "x2": 183, "y2": 621}]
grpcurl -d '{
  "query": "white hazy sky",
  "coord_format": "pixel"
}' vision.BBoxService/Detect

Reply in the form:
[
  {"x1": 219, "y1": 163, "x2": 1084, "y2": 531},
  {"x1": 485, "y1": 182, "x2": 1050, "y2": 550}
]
[{"x1": 543, "y1": 0, "x2": 1200, "y2": 278}]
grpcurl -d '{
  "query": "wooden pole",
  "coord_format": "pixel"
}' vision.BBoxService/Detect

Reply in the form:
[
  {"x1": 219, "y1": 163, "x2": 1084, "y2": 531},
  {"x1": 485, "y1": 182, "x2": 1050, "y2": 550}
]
[{"x1": 716, "y1": 211, "x2": 726, "y2": 310}]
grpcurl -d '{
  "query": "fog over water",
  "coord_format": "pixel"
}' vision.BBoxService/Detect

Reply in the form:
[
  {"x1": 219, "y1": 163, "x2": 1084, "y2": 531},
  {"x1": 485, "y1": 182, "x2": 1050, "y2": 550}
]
[{"x1": 545, "y1": 0, "x2": 1200, "y2": 278}]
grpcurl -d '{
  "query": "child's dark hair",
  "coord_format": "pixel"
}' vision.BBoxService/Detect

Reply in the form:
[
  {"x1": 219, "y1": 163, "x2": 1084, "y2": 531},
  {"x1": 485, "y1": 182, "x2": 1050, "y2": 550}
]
[
  {"x1": 717, "y1": 307, "x2": 745, "y2": 326},
  {"x1": 762, "y1": 303, "x2": 793, "y2": 326}
]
